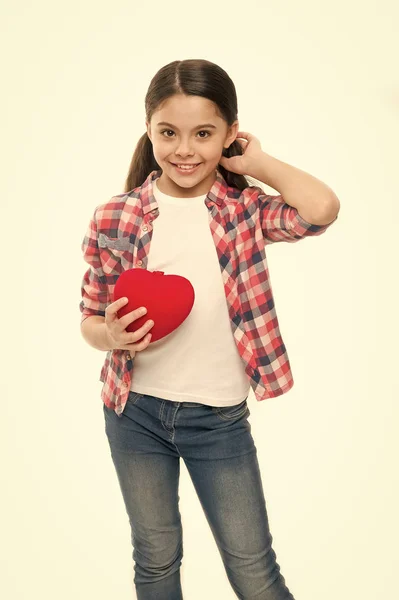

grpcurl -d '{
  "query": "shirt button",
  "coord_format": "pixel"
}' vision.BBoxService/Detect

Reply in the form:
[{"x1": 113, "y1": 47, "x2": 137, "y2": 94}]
[
  {"x1": 142, "y1": 225, "x2": 148, "y2": 231},
  {"x1": 121, "y1": 382, "x2": 128, "y2": 388}
]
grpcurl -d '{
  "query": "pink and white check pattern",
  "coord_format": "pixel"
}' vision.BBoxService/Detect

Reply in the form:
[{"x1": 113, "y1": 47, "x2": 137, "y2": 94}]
[{"x1": 80, "y1": 168, "x2": 337, "y2": 416}]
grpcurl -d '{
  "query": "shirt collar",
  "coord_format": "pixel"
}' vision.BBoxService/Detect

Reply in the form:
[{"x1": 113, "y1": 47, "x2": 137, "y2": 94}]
[{"x1": 139, "y1": 168, "x2": 230, "y2": 214}]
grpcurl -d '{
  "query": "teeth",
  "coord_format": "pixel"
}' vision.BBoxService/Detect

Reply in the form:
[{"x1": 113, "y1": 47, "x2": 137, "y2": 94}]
[{"x1": 176, "y1": 164, "x2": 198, "y2": 169}]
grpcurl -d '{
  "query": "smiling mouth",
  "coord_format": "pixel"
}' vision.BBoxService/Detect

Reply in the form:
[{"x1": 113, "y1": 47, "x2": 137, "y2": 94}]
[
  {"x1": 171, "y1": 162, "x2": 201, "y2": 166},
  {"x1": 170, "y1": 163, "x2": 202, "y2": 174}
]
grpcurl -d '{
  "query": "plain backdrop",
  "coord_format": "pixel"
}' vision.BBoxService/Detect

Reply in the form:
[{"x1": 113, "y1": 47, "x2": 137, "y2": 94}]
[{"x1": 2, "y1": 1, "x2": 398, "y2": 598}]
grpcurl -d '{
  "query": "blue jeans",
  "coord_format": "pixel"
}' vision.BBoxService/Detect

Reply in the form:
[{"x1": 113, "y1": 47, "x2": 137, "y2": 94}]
[{"x1": 103, "y1": 391, "x2": 295, "y2": 600}]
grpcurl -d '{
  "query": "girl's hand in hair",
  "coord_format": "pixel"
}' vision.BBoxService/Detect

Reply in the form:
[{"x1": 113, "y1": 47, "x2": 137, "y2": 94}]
[{"x1": 218, "y1": 131, "x2": 265, "y2": 176}]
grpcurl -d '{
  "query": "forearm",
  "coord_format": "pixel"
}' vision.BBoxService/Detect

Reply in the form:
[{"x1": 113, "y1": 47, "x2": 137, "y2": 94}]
[
  {"x1": 80, "y1": 316, "x2": 115, "y2": 351},
  {"x1": 251, "y1": 152, "x2": 340, "y2": 225}
]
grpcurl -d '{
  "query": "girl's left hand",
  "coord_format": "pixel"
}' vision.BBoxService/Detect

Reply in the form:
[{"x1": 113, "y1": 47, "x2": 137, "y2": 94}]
[{"x1": 218, "y1": 131, "x2": 265, "y2": 176}]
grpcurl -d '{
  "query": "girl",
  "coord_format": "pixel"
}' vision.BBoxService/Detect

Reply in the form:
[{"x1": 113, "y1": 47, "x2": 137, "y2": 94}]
[{"x1": 80, "y1": 59, "x2": 338, "y2": 599}]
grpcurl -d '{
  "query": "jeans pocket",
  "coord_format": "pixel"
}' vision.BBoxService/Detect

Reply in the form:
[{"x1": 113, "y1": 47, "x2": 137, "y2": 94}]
[
  {"x1": 127, "y1": 391, "x2": 144, "y2": 405},
  {"x1": 212, "y1": 397, "x2": 249, "y2": 421}
]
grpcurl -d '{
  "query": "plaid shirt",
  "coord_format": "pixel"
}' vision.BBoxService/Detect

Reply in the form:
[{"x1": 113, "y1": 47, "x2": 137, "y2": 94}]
[{"x1": 80, "y1": 168, "x2": 337, "y2": 416}]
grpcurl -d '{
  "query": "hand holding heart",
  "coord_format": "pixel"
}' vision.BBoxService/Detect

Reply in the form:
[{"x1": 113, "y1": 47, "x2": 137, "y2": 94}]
[
  {"x1": 105, "y1": 268, "x2": 195, "y2": 352},
  {"x1": 105, "y1": 297, "x2": 155, "y2": 354}
]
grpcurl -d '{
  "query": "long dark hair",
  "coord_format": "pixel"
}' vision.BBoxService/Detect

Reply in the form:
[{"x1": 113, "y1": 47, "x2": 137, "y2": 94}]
[{"x1": 123, "y1": 59, "x2": 259, "y2": 193}]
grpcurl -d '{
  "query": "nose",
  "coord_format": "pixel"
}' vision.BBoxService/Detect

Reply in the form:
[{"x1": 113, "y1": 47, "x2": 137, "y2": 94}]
[{"x1": 175, "y1": 138, "x2": 194, "y2": 156}]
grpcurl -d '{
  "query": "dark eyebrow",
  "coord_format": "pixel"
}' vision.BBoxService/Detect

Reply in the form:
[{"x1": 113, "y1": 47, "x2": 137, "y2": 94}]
[{"x1": 156, "y1": 121, "x2": 217, "y2": 130}]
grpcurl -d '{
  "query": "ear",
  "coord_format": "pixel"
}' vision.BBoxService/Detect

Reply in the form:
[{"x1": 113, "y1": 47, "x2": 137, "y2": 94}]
[
  {"x1": 145, "y1": 121, "x2": 151, "y2": 142},
  {"x1": 224, "y1": 120, "x2": 239, "y2": 148}
]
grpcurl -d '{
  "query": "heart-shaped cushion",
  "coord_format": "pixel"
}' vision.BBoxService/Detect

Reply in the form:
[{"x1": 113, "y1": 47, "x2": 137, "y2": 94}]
[{"x1": 113, "y1": 268, "x2": 195, "y2": 342}]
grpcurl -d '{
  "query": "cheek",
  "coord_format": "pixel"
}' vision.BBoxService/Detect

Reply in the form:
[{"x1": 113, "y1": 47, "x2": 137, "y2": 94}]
[
  {"x1": 151, "y1": 146, "x2": 167, "y2": 163},
  {"x1": 157, "y1": 145, "x2": 174, "y2": 160},
  {"x1": 207, "y1": 142, "x2": 224, "y2": 158}
]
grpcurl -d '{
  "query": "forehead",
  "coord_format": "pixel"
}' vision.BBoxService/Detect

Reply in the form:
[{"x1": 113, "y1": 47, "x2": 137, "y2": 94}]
[{"x1": 153, "y1": 95, "x2": 220, "y2": 127}]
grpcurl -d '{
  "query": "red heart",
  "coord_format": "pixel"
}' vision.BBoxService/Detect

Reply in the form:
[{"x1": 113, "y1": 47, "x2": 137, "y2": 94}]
[{"x1": 113, "y1": 269, "x2": 195, "y2": 342}]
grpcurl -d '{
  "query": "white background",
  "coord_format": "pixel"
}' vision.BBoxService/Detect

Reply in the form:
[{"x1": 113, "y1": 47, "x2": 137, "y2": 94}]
[{"x1": 2, "y1": 0, "x2": 398, "y2": 598}]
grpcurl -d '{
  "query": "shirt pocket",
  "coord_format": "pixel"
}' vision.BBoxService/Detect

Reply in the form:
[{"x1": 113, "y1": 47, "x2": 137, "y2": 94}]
[{"x1": 98, "y1": 233, "x2": 134, "y2": 275}]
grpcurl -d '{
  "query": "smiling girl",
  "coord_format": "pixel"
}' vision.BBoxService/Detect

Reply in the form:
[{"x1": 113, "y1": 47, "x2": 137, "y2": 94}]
[{"x1": 80, "y1": 58, "x2": 339, "y2": 599}]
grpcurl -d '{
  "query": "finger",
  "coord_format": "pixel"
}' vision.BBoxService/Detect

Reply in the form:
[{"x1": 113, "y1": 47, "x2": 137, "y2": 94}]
[
  {"x1": 120, "y1": 306, "x2": 148, "y2": 333},
  {"x1": 106, "y1": 296, "x2": 128, "y2": 320},
  {"x1": 129, "y1": 317, "x2": 154, "y2": 343},
  {"x1": 131, "y1": 332, "x2": 152, "y2": 350},
  {"x1": 141, "y1": 333, "x2": 152, "y2": 347}
]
